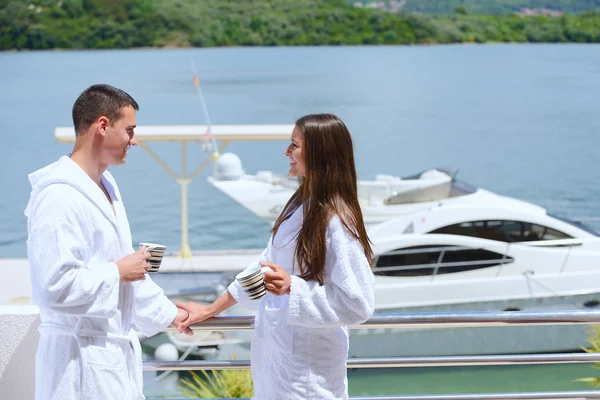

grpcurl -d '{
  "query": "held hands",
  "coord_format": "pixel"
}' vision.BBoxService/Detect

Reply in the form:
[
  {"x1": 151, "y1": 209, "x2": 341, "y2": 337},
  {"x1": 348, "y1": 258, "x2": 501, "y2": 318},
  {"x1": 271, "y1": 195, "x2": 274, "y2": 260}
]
[
  {"x1": 116, "y1": 247, "x2": 151, "y2": 282},
  {"x1": 170, "y1": 307, "x2": 193, "y2": 336},
  {"x1": 261, "y1": 262, "x2": 291, "y2": 296},
  {"x1": 175, "y1": 301, "x2": 215, "y2": 333}
]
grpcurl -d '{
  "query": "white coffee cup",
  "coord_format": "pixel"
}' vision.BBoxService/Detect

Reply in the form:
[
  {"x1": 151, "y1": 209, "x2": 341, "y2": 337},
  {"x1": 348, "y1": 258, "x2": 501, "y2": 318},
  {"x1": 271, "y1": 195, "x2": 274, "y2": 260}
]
[
  {"x1": 140, "y1": 242, "x2": 166, "y2": 273},
  {"x1": 235, "y1": 264, "x2": 272, "y2": 300}
]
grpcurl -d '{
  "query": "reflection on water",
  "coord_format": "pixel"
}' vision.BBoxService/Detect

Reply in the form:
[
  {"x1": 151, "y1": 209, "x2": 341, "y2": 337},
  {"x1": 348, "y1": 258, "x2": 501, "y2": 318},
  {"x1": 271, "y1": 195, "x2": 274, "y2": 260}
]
[{"x1": 143, "y1": 363, "x2": 595, "y2": 398}]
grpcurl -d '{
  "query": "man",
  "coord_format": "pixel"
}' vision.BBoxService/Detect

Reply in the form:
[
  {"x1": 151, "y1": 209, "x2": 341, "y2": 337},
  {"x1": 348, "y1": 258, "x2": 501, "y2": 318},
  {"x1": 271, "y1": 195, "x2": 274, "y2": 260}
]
[{"x1": 24, "y1": 84, "x2": 191, "y2": 400}]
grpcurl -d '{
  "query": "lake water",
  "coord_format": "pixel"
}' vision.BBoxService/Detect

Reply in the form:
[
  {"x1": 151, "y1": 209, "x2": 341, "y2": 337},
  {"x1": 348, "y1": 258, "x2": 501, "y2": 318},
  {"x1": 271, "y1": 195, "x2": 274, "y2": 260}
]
[{"x1": 1, "y1": 44, "x2": 599, "y2": 258}]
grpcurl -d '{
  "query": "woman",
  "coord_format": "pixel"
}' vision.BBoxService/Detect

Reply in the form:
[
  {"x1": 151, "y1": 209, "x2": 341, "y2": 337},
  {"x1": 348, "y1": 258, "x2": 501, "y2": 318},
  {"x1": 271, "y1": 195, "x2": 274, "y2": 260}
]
[{"x1": 176, "y1": 113, "x2": 375, "y2": 400}]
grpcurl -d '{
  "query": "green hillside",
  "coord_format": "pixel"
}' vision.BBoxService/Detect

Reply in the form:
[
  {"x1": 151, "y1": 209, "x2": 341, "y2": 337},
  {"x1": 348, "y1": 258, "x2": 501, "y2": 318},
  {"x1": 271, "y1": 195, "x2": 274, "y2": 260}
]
[{"x1": 1, "y1": 0, "x2": 599, "y2": 50}]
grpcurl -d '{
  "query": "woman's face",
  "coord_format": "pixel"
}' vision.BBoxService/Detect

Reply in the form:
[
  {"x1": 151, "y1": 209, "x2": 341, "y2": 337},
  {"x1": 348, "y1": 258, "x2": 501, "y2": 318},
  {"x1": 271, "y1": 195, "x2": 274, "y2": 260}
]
[{"x1": 284, "y1": 126, "x2": 305, "y2": 177}]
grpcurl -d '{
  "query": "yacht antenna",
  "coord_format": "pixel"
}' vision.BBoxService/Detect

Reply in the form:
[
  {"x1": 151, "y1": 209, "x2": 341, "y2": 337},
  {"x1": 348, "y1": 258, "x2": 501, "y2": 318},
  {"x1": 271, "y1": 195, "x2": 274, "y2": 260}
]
[{"x1": 190, "y1": 60, "x2": 220, "y2": 169}]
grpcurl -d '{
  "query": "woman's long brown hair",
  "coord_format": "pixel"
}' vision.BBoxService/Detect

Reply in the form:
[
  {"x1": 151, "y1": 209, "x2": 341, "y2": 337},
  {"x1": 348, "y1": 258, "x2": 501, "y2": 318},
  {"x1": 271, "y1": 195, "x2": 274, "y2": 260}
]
[{"x1": 271, "y1": 113, "x2": 373, "y2": 285}]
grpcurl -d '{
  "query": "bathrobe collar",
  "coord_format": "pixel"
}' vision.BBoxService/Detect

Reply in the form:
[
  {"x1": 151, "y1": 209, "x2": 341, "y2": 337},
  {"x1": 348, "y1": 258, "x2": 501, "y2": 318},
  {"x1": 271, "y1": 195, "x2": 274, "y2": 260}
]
[{"x1": 25, "y1": 156, "x2": 120, "y2": 232}]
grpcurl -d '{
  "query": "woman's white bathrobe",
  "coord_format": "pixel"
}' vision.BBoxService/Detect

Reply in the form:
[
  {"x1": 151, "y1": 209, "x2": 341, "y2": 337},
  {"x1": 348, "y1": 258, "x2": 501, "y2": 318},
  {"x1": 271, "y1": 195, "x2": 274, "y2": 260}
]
[
  {"x1": 228, "y1": 205, "x2": 375, "y2": 400},
  {"x1": 24, "y1": 156, "x2": 178, "y2": 400}
]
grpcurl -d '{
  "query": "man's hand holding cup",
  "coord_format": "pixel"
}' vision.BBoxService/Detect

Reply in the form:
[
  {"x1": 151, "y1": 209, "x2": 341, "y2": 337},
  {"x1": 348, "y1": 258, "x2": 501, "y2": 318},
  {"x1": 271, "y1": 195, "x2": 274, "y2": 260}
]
[{"x1": 116, "y1": 248, "x2": 151, "y2": 282}]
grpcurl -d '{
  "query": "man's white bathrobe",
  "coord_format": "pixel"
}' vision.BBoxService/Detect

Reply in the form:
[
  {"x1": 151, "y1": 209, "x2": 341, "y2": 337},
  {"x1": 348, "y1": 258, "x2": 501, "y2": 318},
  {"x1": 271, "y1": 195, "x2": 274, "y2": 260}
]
[
  {"x1": 228, "y1": 205, "x2": 375, "y2": 400},
  {"x1": 24, "y1": 156, "x2": 178, "y2": 400}
]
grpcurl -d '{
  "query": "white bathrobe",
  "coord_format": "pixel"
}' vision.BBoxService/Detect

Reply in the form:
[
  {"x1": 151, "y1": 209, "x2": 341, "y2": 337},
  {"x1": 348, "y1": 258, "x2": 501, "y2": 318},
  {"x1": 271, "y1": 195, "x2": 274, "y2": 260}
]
[
  {"x1": 228, "y1": 205, "x2": 375, "y2": 400},
  {"x1": 24, "y1": 156, "x2": 178, "y2": 400}
]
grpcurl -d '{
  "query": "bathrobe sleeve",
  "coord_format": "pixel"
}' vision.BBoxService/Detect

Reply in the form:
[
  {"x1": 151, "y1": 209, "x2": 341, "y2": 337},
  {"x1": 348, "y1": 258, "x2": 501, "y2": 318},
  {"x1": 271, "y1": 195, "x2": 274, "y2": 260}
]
[
  {"x1": 227, "y1": 237, "x2": 273, "y2": 311},
  {"x1": 27, "y1": 220, "x2": 121, "y2": 318},
  {"x1": 131, "y1": 276, "x2": 178, "y2": 337},
  {"x1": 287, "y1": 219, "x2": 375, "y2": 328}
]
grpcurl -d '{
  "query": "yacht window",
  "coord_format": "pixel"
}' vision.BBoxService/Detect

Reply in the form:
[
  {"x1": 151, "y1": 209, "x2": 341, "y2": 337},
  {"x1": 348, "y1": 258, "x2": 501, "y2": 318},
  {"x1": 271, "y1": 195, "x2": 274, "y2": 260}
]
[
  {"x1": 429, "y1": 220, "x2": 572, "y2": 242},
  {"x1": 374, "y1": 245, "x2": 513, "y2": 277},
  {"x1": 375, "y1": 245, "x2": 442, "y2": 276},
  {"x1": 384, "y1": 178, "x2": 477, "y2": 205}
]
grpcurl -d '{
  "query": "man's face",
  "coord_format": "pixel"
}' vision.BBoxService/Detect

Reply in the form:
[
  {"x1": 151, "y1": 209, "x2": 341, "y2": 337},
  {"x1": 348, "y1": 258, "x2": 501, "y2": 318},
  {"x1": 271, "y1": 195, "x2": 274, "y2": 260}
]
[{"x1": 102, "y1": 105, "x2": 137, "y2": 166}]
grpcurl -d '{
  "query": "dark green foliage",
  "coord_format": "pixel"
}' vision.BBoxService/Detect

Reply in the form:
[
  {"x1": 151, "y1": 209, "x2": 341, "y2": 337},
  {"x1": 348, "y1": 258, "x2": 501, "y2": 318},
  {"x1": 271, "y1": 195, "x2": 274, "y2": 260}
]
[{"x1": 1, "y1": 0, "x2": 599, "y2": 50}]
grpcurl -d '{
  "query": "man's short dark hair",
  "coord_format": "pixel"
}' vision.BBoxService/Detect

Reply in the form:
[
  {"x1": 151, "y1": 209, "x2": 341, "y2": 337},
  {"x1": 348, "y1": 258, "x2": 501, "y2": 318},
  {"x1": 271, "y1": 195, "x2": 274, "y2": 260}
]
[{"x1": 72, "y1": 84, "x2": 139, "y2": 136}]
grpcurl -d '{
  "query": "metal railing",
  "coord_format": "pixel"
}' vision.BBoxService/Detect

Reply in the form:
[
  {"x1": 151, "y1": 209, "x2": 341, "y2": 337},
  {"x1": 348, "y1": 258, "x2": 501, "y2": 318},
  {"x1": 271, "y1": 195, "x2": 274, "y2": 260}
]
[
  {"x1": 144, "y1": 310, "x2": 600, "y2": 400},
  {"x1": 145, "y1": 352, "x2": 600, "y2": 371},
  {"x1": 158, "y1": 309, "x2": 600, "y2": 331}
]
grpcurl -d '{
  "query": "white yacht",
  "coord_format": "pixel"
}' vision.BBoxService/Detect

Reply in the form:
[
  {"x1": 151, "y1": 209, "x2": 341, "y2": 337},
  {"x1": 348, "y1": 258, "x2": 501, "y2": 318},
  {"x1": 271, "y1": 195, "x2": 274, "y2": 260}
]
[{"x1": 199, "y1": 153, "x2": 600, "y2": 357}]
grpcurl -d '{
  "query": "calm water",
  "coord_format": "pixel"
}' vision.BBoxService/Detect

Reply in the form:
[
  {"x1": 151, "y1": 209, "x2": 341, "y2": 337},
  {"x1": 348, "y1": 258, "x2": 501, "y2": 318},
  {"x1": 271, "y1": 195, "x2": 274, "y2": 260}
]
[
  {"x1": 142, "y1": 363, "x2": 595, "y2": 397},
  {"x1": 1, "y1": 44, "x2": 599, "y2": 258},
  {"x1": 2, "y1": 44, "x2": 600, "y2": 396},
  {"x1": 348, "y1": 364, "x2": 594, "y2": 395}
]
